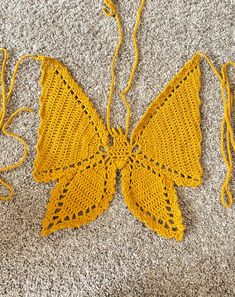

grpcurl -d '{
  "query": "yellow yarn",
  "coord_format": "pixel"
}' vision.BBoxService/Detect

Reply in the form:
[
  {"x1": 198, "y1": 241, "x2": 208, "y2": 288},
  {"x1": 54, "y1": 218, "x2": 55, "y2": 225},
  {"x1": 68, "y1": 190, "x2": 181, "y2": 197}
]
[
  {"x1": 102, "y1": 0, "x2": 124, "y2": 136},
  {"x1": 102, "y1": 0, "x2": 145, "y2": 136},
  {"x1": 197, "y1": 53, "x2": 235, "y2": 208},
  {"x1": 0, "y1": 48, "x2": 34, "y2": 200},
  {"x1": 0, "y1": 0, "x2": 234, "y2": 240}
]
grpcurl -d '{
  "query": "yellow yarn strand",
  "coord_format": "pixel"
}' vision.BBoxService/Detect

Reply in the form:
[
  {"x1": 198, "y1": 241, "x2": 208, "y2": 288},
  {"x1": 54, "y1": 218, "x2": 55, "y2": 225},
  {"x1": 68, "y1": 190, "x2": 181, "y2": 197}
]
[
  {"x1": 102, "y1": 0, "x2": 145, "y2": 136},
  {"x1": 0, "y1": 48, "x2": 34, "y2": 201},
  {"x1": 120, "y1": 0, "x2": 146, "y2": 136},
  {"x1": 198, "y1": 52, "x2": 235, "y2": 208},
  {"x1": 0, "y1": 48, "x2": 8, "y2": 129},
  {"x1": 102, "y1": 0, "x2": 124, "y2": 135},
  {"x1": 220, "y1": 62, "x2": 235, "y2": 208}
]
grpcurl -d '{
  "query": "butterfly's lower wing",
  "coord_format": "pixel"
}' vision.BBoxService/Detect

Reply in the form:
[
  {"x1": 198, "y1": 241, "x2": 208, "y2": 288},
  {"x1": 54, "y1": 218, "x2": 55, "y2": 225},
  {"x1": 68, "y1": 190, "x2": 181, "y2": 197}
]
[
  {"x1": 41, "y1": 157, "x2": 116, "y2": 236},
  {"x1": 33, "y1": 56, "x2": 109, "y2": 182},
  {"x1": 122, "y1": 158, "x2": 184, "y2": 240},
  {"x1": 131, "y1": 54, "x2": 203, "y2": 186}
]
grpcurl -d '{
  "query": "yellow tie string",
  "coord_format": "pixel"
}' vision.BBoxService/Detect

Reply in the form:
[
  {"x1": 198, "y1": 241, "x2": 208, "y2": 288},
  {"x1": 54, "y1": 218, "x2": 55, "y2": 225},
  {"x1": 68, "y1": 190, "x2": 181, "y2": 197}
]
[
  {"x1": 220, "y1": 61, "x2": 235, "y2": 208},
  {"x1": 119, "y1": 0, "x2": 145, "y2": 136},
  {"x1": 102, "y1": 0, "x2": 146, "y2": 136},
  {"x1": 0, "y1": 48, "x2": 34, "y2": 201},
  {"x1": 198, "y1": 52, "x2": 235, "y2": 208},
  {"x1": 102, "y1": 0, "x2": 124, "y2": 136}
]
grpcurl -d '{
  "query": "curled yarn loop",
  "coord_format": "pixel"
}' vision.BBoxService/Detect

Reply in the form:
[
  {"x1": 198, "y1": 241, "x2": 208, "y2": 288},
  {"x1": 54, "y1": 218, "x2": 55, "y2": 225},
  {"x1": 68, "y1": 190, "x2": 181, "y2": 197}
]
[{"x1": 101, "y1": 0, "x2": 117, "y2": 17}]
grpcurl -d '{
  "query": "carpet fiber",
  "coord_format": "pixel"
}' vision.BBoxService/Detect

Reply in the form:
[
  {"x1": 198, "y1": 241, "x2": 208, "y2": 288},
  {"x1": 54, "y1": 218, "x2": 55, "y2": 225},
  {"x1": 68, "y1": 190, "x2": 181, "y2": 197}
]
[{"x1": 0, "y1": 1, "x2": 235, "y2": 296}]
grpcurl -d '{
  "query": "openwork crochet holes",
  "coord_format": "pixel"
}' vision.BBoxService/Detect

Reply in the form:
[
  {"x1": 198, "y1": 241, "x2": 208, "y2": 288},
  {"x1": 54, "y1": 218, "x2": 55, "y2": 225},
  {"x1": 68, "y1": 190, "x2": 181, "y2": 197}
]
[{"x1": 32, "y1": 53, "x2": 202, "y2": 240}]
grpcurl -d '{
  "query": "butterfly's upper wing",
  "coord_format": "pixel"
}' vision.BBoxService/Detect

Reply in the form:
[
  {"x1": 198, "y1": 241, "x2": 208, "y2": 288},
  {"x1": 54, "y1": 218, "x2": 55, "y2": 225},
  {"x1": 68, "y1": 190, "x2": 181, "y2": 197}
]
[
  {"x1": 131, "y1": 53, "x2": 202, "y2": 186},
  {"x1": 33, "y1": 57, "x2": 108, "y2": 182},
  {"x1": 33, "y1": 57, "x2": 116, "y2": 236},
  {"x1": 33, "y1": 56, "x2": 109, "y2": 182},
  {"x1": 122, "y1": 54, "x2": 202, "y2": 240}
]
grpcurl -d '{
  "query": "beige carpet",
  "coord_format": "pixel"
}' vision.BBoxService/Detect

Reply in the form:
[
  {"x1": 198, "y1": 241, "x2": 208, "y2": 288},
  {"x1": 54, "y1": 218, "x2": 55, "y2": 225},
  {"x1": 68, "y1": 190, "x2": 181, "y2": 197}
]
[{"x1": 0, "y1": 0, "x2": 235, "y2": 296}]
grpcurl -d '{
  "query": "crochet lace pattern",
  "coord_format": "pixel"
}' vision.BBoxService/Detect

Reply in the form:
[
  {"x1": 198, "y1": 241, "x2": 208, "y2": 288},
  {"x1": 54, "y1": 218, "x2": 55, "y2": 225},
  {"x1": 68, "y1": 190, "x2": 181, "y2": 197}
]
[
  {"x1": 0, "y1": 0, "x2": 234, "y2": 240},
  {"x1": 32, "y1": 53, "x2": 202, "y2": 239}
]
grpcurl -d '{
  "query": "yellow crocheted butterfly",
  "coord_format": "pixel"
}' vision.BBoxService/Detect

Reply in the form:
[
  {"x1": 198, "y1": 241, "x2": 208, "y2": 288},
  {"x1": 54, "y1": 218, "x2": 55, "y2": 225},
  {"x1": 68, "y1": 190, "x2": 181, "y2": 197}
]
[
  {"x1": 33, "y1": 52, "x2": 202, "y2": 240},
  {"x1": 0, "y1": 0, "x2": 234, "y2": 240}
]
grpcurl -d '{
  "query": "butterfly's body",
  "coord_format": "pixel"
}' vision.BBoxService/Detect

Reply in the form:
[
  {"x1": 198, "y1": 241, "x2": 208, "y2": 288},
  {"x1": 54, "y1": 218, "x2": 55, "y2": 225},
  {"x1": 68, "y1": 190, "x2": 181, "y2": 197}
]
[{"x1": 104, "y1": 127, "x2": 136, "y2": 170}]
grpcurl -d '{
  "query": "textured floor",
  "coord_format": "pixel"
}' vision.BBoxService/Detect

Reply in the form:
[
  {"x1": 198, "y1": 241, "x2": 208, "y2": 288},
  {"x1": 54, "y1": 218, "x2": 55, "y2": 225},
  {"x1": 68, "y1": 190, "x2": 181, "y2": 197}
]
[{"x1": 0, "y1": 1, "x2": 235, "y2": 296}]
